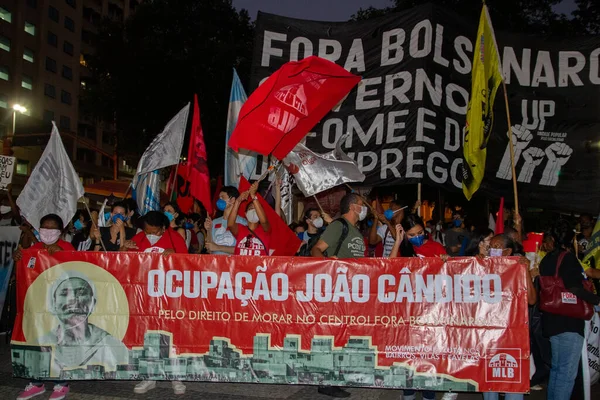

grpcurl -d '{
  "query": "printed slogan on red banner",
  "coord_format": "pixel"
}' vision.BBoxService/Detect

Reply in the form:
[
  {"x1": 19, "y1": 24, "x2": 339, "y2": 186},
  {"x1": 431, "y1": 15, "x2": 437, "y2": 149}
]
[{"x1": 11, "y1": 251, "x2": 529, "y2": 393}]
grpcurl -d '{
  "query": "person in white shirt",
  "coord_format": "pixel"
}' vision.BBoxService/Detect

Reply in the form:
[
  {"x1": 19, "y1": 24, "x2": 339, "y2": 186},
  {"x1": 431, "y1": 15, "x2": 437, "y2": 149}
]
[
  {"x1": 368, "y1": 200, "x2": 406, "y2": 257},
  {"x1": 204, "y1": 186, "x2": 247, "y2": 255}
]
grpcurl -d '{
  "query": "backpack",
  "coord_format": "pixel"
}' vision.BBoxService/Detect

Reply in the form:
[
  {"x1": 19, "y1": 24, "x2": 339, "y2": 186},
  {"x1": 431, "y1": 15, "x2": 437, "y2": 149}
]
[{"x1": 298, "y1": 219, "x2": 350, "y2": 257}]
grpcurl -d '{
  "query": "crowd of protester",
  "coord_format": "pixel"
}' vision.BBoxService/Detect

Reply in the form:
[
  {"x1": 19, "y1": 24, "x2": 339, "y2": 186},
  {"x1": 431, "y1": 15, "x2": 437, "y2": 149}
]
[{"x1": 1, "y1": 181, "x2": 598, "y2": 400}]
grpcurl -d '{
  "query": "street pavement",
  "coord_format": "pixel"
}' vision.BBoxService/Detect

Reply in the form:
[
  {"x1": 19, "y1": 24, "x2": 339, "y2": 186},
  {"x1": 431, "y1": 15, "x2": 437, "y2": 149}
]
[{"x1": 0, "y1": 338, "x2": 597, "y2": 400}]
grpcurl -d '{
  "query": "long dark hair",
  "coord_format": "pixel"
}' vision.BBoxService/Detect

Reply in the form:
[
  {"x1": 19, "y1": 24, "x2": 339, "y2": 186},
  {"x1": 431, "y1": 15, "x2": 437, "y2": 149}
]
[
  {"x1": 398, "y1": 214, "x2": 427, "y2": 258},
  {"x1": 544, "y1": 220, "x2": 575, "y2": 253},
  {"x1": 464, "y1": 229, "x2": 494, "y2": 256}
]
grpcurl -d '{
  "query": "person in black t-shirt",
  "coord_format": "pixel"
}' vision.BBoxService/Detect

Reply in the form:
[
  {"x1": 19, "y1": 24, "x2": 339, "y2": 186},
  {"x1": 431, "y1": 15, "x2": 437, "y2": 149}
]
[
  {"x1": 539, "y1": 223, "x2": 600, "y2": 400},
  {"x1": 70, "y1": 210, "x2": 94, "y2": 251},
  {"x1": 90, "y1": 202, "x2": 136, "y2": 251}
]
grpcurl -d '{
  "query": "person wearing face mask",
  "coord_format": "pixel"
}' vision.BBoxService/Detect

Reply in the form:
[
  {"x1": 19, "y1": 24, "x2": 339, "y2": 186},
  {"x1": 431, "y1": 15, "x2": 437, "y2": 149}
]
[
  {"x1": 204, "y1": 186, "x2": 247, "y2": 255},
  {"x1": 227, "y1": 182, "x2": 271, "y2": 256},
  {"x1": 483, "y1": 234, "x2": 537, "y2": 400},
  {"x1": 297, "y1": 208, "x2": 333, "y2": 256},
  {"x1": 390, "y1": 214, "x2": 446, "y2": 260},
  {"x1": 577, "y1": 213, "x2": 595, "y2": 259},
  {"x1": 369, "y1": 200, "x2": 407, "y2": 258},
  {"x1": 14, "y1": 214, "x2": 75, "y2": 263},
  {"x1": 70, "y1": 211, "x2": 93, "y2": 251},
  {"x1": 91, "y1": 202, "x2": 135, "y2": 252},
  {"x1": 121, "y1": 211, "x2": 186, "y2": 394},
  {"x1": 312, "y1": 193, "x2": 367, "y2": 259},
  {"x1": 125, "y1": 211, "x2": 188, "y2": 255},
  {"x1": 311, "y1": 193, "x2": 366, "y2": 397},
  {"x1": 445, "y1": 211, "x2": 469, "y2": 256},
  {"x1": 463, "y1": 229, "x2": 494, "y2": 257},
  {"x1": 163, "y1": 202, "x2": 187, "y2": 242}
]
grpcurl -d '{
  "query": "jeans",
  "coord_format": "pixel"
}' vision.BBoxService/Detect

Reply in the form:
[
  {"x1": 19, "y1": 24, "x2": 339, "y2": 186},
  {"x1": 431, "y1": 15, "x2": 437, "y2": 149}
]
[
  {"x1": 482, "y1": 393, "x2": 523, "y2": 400},
  {"x1": 547, "y1": 332, "x2": 584, "y2": 400},
  {"x1": 403, "y1": 390, "x2": 435, "y2": 400}
]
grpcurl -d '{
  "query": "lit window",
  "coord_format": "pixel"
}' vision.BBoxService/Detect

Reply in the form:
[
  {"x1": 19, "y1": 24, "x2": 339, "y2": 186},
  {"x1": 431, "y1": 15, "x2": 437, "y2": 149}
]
[
  {"x1": 25, "y1": 22, "x2": 35, "y2": 36},
  {"x1": 0, "y1": 94, "x2": 7, "y2": 109},
  {"x1": 23, "y1": 48, "x2": 34, "y2": 63},
  {"x1": 79, "y1": 54, "x2": 87, "y2": 67},
  {"x1": 0, "y1": 36, "x2": 9, "y2": 52},
  {"x1": 22, "y1": 76, "x2": 32, "y2": 90},
  {"x1": 0, "y1": 67, "x2": 8, "y2": 81},
  {"x1": 16, "y1": 160, "x2": 29, "y2": 175},
  {"x1": 0, "y1": 7, "x2": 11, "y2": 23}
]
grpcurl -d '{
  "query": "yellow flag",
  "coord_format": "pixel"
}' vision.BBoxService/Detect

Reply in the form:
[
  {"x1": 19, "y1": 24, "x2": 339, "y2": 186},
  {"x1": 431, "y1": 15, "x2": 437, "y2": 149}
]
[
  {"x1": 583, "y1": 215, "x2": 600, "y2": 269},
  {"x1": 462, "y1": 5, "x2": 503, "y2": 200}
]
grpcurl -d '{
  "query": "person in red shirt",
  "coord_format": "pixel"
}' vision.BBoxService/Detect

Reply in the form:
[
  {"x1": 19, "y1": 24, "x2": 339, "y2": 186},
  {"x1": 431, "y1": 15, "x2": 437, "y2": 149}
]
[
  {"x1": 389, "y1": 214, "x2": 447, "y2": 259},
  {"x1": 14, "y1": 214, "x2": 75, "y2": 262},
  {"x1": 14, "y1": 213, "x2": 75, "y2": 400},
  {"x1": 227, "y1": 181, "x2": 271, "y2": 256},
  {"x1": 125, "y1": 211, "x2": 188, "y2": 255}
]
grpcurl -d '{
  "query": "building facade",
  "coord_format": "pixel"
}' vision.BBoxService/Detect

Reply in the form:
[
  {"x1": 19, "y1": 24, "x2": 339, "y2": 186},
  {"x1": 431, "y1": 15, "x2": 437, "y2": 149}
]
[{"x1": 0, "y1": 0, "x2": 137, "y2": 190}]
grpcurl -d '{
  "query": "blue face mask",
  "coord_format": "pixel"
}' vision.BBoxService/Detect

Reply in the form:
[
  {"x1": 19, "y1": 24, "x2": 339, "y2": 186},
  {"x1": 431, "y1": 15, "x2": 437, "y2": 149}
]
[
  {"x1": 104, "y1": 212, "x2": 111, "y2": 223},
  {"x1": 296, "y1": 232, "x2": 304, "y2": 241},
  {"x1": 216, "y1": 199, "x2": 227, "y2": 212},
  {"x1": 74, "y1": 220, "x2": 84, "y2": 231},
  {"x1": 112, "y1": 214, "x2": 127, "y2": 224},
  {"x1": 384, "y1": 209, "x2": 395, "y2": 220},
  {"x1": 164, "y1": 211, "x2": 174, "y2": 222},
  {"x1": 454, "y1": 219, "x2": 462, "y2": 228},
  {"x1": 408, "y1": 235, "x2": 425, "y2": 247},
  {"x1": 367, "y1": 219, "x2": 373, "y2": 228},
  {"x1": 183, "y1": 222, "x2": 194, "y2": 230}
]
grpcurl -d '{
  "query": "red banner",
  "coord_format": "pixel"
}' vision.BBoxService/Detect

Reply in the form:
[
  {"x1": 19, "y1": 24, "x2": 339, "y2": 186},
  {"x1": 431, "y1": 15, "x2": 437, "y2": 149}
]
[{"x1": 12, "y1": 250, "x2": 529, "y2": 393}]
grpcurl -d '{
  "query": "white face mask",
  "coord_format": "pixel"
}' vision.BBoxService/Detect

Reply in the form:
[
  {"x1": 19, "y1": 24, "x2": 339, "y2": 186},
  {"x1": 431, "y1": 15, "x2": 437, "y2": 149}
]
[
  {"x1": 0, "y1": 205, "x2": 11, "y2": 214},
  {"x1": 39, "y1": 228, "x2": 62, "y2": 245},
  {"x1": 246, "y1": 209, "x2": 259, "y2": 224},
  {"x1": 146, "y1": 234, "x2": 161, "y2": 246},
  {"x1": 312, "y1": 217, "x2": 324, "y2": 229},
  {"x1": 357, "y1": 205, "x2": 367, "y2": 221}
]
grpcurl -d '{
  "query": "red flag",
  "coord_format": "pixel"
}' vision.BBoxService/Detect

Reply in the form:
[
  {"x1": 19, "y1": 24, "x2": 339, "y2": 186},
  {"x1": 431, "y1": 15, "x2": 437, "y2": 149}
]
[
  {"x1": 228, "y1": 56, "x2": 361, "y2": 160},
  {"x1": 175, "y1": 164, "x2": 194, "y2": 213},
  {"x1": 238, "y1": 177, "x2": 301, "y2": 256},
  {"x1": 211, "y1": 175, "x2": 223, "y2": 217},
  {"x1": 495, "y1": 197, "x2": 505, "y2": 235},
  {"x1": 186, "y1": 95, "x2": 213, "y2": 215}
]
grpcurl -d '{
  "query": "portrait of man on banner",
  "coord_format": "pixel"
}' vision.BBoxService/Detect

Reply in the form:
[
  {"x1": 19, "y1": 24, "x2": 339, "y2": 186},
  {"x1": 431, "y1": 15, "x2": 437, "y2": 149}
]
[{"x1": 35, "y1": 271, "x2": 128, "y2": 375}]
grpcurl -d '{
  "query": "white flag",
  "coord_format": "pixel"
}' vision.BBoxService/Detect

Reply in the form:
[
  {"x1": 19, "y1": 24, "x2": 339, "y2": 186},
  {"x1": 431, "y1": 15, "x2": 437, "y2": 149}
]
[
  {"x1": 283, "y1": 134, "x2": 365, "y2": 197},
  {"x1": 132, "y1": 170, "x2": 160, "y2": 216},
  {"x1": 17, "y1": 123, "x2": 84, "y2": 230},
  {"x1": 136, "y1": 103, "x2": 189, "y2": 175}
]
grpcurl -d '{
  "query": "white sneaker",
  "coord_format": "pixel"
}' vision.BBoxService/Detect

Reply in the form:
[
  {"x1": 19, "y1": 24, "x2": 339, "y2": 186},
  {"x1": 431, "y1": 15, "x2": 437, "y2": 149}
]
[
  {"x1": 133, "y1": 380, "x2": 156, "y2": 394},
  {"x1": 441, "y1": 394, "x2": 458, "y2": 400},
  {"x1": 172, "y1": 381, "x2": 186, "y2": 395}
]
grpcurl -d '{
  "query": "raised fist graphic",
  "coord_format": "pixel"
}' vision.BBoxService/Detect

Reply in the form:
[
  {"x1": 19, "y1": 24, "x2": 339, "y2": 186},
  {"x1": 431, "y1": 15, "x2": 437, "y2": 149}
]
[
  {"x1": 496, "y1": 125, "x2": 533, "y2": 180},
  {"x1": 517, "y1": 147, "x2": 544, "y2": 183},
  {"x1": 540, "y1": 142, "x2": 573, "y2": 186}
]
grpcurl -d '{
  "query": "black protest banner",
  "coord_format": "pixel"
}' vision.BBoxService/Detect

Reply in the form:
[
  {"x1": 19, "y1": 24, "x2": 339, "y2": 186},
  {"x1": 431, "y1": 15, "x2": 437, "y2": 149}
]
[{"x1": 251, "y1": 4, "x2": 600, "y2": 213}]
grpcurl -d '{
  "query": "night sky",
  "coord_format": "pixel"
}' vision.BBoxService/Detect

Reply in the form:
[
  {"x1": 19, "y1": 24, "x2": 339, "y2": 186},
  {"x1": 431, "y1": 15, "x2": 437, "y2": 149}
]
[{"x1": 232, "y1": 0, "x2": 577, "y2": 21}]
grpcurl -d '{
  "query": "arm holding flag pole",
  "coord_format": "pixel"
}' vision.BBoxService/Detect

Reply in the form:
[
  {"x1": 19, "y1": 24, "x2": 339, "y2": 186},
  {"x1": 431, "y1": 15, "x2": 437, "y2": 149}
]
[{"x1": 82, "y1": 198, "x2": 107, "y2": 252}]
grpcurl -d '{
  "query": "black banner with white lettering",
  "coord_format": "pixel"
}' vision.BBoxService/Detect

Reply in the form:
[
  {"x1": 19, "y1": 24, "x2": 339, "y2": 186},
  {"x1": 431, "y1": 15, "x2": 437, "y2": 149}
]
[{"x1": 251, "y1": 4, "x2": 600, "y2": 213}]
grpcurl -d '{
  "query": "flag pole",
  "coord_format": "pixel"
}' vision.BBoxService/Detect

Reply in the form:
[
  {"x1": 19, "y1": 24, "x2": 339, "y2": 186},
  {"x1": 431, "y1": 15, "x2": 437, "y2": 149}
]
[
  {"x1": 313, "y1": 195, "x2": 325, "y2": 215},
  {"x1": 502, "y1": 81, "x2": 520, "y2": 217},
  {"x1": 417, "y1": 182, "x2": 422, "y2": 217},
  {"x1": 170, "y1": 163, "x2": 180, "y2": 199}
]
